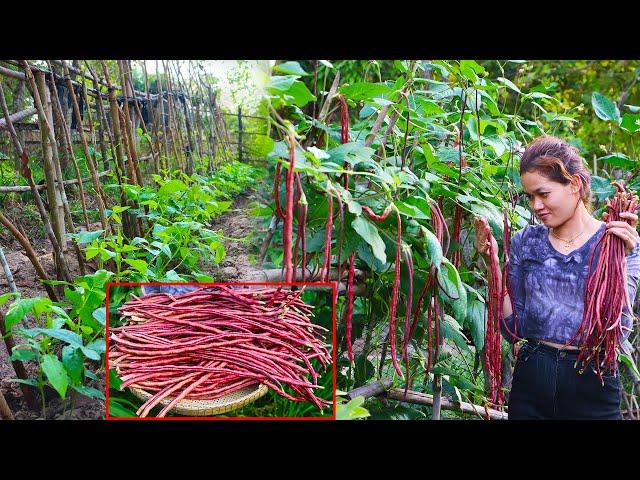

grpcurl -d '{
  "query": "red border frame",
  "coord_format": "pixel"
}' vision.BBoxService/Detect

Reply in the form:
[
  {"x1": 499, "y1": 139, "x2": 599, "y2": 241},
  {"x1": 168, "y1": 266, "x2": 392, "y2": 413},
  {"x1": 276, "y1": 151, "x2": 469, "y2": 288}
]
[{"x1": 105, "y1": 281, "x2": 337, "y2": 421}]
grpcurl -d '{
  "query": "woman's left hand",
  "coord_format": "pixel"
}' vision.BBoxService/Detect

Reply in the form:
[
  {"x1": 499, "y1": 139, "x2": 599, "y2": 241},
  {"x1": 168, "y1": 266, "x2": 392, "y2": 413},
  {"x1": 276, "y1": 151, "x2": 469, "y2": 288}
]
[{"x1": 604, "y1": 211, "x2": 640, "y2": 255}]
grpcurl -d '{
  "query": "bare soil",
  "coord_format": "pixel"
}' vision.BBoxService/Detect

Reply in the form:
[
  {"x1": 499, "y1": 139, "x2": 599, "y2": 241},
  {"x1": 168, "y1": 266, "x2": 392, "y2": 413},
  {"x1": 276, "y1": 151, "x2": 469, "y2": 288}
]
[{"x1": 206, "y1": 190, "x2": 263, "y2": 281}]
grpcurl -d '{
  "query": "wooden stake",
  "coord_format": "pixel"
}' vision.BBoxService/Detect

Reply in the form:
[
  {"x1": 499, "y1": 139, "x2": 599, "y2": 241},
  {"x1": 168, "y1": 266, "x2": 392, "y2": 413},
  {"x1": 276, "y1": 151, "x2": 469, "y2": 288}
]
[
  {"x1": 2, "y1": 74, "x2": 72, "y2": 283},
  {"x1": 60, "y1": 60, "x2": 108, "y2": 231},
  {"x1": 0, "y1": 211, "x2": 58, "y2": 301}
]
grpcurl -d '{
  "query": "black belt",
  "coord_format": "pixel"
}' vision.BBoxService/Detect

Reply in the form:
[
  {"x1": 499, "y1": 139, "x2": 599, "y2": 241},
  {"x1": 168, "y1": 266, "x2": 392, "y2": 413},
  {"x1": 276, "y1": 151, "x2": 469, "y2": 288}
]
[{"x1": 525, "y1": 340, "x2": 582, "y2": 357}]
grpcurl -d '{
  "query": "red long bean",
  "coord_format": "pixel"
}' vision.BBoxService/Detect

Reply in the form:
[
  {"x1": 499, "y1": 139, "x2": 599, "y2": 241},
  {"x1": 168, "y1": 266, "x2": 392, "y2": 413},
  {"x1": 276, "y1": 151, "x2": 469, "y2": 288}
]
[
  {"x1": 110, "y1": 286, "x2": 330, "y2": 417},
  {"x1": 570, "y1": 183, "x2": 639, "y2": 382}
]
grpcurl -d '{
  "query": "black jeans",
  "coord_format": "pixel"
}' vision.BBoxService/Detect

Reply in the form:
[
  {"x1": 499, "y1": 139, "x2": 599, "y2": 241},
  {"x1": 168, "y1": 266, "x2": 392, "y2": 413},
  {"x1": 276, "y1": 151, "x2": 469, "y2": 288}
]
[{"x1": 508, "y1": 341, "x2": 622, "y2": 420}]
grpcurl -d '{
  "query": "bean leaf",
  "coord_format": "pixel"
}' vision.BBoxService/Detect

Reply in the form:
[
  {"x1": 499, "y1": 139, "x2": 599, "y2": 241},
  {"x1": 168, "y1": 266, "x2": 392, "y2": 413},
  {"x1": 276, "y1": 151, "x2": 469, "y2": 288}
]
[
  {"x1": 42, "y1": 354, "x2": 68, "y2": 399},
  {"x1": 352, "y1": 216, "x2": 387, "y2": 265}
]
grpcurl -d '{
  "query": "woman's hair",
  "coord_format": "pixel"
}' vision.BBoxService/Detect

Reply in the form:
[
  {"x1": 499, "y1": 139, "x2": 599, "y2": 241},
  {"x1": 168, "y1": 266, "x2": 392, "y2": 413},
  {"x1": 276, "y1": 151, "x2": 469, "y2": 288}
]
[{"x1": 519, "y1": 135, "x2": 592, "y2": 210}]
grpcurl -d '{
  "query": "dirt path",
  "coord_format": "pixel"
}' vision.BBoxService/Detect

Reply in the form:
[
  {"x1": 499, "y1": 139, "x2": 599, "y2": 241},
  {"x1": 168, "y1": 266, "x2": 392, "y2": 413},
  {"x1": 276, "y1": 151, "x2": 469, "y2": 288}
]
[{"x1": 207, "y1": 190, "x2": 261, "y2": 281}]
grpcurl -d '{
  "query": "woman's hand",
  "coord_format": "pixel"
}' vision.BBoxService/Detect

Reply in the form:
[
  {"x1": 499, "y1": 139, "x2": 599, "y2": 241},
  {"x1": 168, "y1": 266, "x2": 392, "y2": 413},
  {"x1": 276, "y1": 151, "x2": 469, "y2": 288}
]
[
  {"x1": 604, "y1": 211, "x2": 639, "y2": 255},
  {"x1": 473, "y1": 216, "x2": 499, "y2": 261}
]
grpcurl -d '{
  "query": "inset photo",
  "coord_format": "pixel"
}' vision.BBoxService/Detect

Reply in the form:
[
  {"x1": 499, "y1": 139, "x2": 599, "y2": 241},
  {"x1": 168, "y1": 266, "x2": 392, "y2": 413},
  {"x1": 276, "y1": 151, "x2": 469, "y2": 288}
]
[{"x1": 106, "y1": 282, "x2": 335, "y2": 419}]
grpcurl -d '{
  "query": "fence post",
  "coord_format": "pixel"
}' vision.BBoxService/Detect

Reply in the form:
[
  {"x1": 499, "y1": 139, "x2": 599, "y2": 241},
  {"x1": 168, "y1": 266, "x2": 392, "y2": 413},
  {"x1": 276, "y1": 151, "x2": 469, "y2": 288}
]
[{"x1": 238, "y1": 106, "x2": 243, "y2": 162}]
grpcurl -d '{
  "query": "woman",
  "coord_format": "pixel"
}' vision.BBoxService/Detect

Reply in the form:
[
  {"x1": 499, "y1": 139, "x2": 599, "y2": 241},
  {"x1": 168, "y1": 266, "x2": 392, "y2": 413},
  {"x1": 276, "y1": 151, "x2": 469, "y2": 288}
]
[{"x1": 474, "y1": 135, "x2": 640, "y2": 420}]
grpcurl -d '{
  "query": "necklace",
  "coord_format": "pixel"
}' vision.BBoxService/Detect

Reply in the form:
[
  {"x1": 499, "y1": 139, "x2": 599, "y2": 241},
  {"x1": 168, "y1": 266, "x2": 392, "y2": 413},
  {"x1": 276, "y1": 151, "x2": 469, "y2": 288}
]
[{"x1": 550, "y1": 228, "x2": 586, "y2": 249}]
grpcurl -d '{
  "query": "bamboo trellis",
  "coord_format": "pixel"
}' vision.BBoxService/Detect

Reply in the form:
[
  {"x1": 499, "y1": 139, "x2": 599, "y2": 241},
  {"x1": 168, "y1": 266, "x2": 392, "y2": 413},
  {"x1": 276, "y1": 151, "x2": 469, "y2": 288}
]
[{"x1": 0, "y1": 59, "x2": 235, "y2": 284}]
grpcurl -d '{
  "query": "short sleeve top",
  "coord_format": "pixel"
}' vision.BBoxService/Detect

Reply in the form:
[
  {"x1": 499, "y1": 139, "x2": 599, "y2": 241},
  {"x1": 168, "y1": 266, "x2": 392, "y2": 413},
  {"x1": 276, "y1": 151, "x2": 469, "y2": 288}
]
[{"x1": 501, "y1": 222, "x2": 640, "y2": 345}]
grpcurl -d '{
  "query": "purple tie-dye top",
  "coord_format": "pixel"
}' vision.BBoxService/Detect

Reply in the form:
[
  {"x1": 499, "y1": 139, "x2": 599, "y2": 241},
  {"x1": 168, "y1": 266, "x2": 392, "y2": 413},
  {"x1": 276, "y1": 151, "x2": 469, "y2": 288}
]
[{"x1": 502, "y1": 222, "x2": 640, "y2": 345}]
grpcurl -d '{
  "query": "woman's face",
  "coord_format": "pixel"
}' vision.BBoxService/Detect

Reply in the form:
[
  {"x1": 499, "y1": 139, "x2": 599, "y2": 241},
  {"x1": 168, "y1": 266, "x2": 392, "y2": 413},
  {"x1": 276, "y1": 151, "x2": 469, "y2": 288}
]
[{"x1": 520, "y1": 170, "x2": 580, "y2": 227}]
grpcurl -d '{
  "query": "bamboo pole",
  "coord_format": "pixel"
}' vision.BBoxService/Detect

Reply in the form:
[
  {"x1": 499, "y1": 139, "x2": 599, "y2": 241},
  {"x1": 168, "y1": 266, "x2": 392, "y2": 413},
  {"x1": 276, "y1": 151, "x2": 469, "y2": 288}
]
[
  {"x1": 40, "y1": 66, "x2": 87, "y2": 275},
  {"x1": 345, "y1": 379, "x2": 507, "y2": 420},
  {"x1": 188, "y1": 62, "x2": 206, "y2": 161},
  {"x1": 46, "y1": 62, "x2": 90, "y2": 230},
  {"x1": 0, "y1": 387, "x2": 14, "y2": 420},
  {"x1": 123, "y1": 62, "x2": 159, "y2": 177},
  {"x1": 0, "y1": 212, "x2": 58, "y2": 301},
  {"x1": 0, "y1": 170, "x2": 111, "y2": 193},
  {"x1": 2, "y1": 74, "x2": 72, "y2": 283},
  {"x1": 163, "y1": 61, "x2": 187, "y2": 170},
  {"x1": 100, "y1": 61, "x2": 137, "y2": 237},
  {"x1": 196, "y1": 74, "x2": 216, "y2": 173},
  {"x1": 387, "y1": 388, "x2": 507, "y2": 420},
  {"x1": 34, "y1": 71, "x2": 68, "y2": 266},
  {"x1": 60, "y1": 60, "x2": 108, "y2": 231},
  {"x1": 173, "y1": 61, "x2": 198, "y2": 170},
  {"x1": 0, "y1": 107, "x2": 37, "y2": 129},
  {"x1": 0, "y1": 253, "x2": 39, "y2": 410},
  {"x1": 141, "y1": 61, "x2": 162, "y2": 174},
  {"x1": 117, "y1": 61, "x2": 144, "y2": 187},
  {"x1": 85, "y1": 62, "x2": 112, "y2": 172},
  {"x1": 154, "y1": 60, "x2": 173, "y2": 170}
]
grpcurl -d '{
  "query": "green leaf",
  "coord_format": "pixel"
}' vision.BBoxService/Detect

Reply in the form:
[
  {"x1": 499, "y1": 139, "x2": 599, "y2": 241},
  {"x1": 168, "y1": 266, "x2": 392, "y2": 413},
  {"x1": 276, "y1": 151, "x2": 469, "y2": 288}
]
[
  {"x1": 85, "y1": 339, "x2": 106, "y2": 355},
  {"x1": 5, "y1": 297, "x2": 44, "y2": 332},
  {"x1": 80, "y1": 346, "x2": 101, "y2": 361},
  {"x1": 437, "y1": 259, "x2": 467, "y2": 322},
  {"x1": 621, "y1": 113, "x2": 640, "y2": 133},
  {"x1": 598, "y1": 153, "x2": 636, "y2": 169},
  {"x1": 13, "y1": 378, "x2": 39, "y2": 387},
  {"x1": 352, "y1": 216, "x2": 387, "y2": 265},
  {"x1": 465, "y1": 297, "x2": 486, "y2": 350},
  {"x1": 619, "y1": 352, "x2": 640, "y2": 378},
  {"x1": 268, "y1": 76, "x2": 315, "y2": 107},
  {"x1": 124, "y1": 258, "x2": 148, "y2": 274},
  {"x1": 460, "y1": 60, "x2": 485, "y2": 82},
  {"x1": 42, "y1": 354, "x2": 68, "y2": 399},
  {"x1": 192, "y1": 273, "x2": 215, "y2": 282},
  {"x1": 62, "y1": 345, "x2": 84, "y2": 386},
  {"x1": 396, "y1": 201, "x2": 429, "y2": 220},
  {"x1": 71, "y1": 230, "x2": 104, "y2": 244},
  {"x1": 109, "y1": 368, "x2": 123, "y2": 390},
  {"x1": 273, "y1": 61, "x2": 309, "y2": 76},
  {"x1": 109, "y1": 398, "x2": 137, "y2": 417},
  {"x1": 496, "y1": 77, "x2": 521, "y2": 93},
  {"x1": 328, "y1": 142, "x2": 375, "y2": 167},
  {"x1": 307, "y1": 146, "x2": 330, "y2": 160},
  {"x1": 415, "y1": 98, "x2": 445, "y2": 117},
  {"x1": 354, "y1": 355, "x2": 376, "y2": 387},
  {"x1": 165, "y1": 270, "x2": 183, "y2": 281},
  {"x1": 590, "y1": 176, "x2": 616, "y2": 202},
  {"x1": 336, "y1": 396, "x2": 370, "y2": 420},
  {"x1": 420, "y1": 226, "x2": 443, "y2": 268},
  {"x1": 0, "y1": 292, "x2": 19, "y2": 308},
  {"x1": 440, "y1": 314, "x2": 471, "y2": 354},
  {"x1": 267, "y1": 75, "x2": 297, "y2": 92},
  {"x1": 592, "y1": 92, "x2": 621, "y2": 123},
  {"x1": 111, "y1": 205, "x2": 130, "y2": 214},
  {"x1": 37, "y1": 328, "x2": 83, "y2": 346},
  {"x1": 158, "y1": 179, "x2": 187, "y2": 197},
  {"x1": 92, "y1": 307, "x2": 106, "y2": 326},
  {"x1": 72, "y1": 385, "x2": 105, "y2": 400},
  {"x1": 340, "y1": 82, "x2": 391, "y2": 102},
  {"x1": 10, "y1": 347, "x2": 38, "y2": 362}
]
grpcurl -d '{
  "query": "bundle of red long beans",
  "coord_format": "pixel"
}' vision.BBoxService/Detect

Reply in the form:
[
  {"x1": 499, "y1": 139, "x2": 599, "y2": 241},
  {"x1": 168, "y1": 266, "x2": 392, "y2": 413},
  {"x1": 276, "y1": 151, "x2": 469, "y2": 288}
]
[
  {"x1": 485, "y1": 227, "x2": 505, "y2": 406},
  {"x1": 570, "y1": 182, "x2": 639, "y2": 382},
  {"x1": 109, "y1": 286, "x2": 331, "y2": 417}
]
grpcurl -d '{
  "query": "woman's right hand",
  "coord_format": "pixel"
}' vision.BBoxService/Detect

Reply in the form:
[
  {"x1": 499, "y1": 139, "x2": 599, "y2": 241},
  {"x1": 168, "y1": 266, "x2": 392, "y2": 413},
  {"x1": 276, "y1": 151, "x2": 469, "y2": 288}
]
[{"x1": 473, "y1": 216, "x2": 499, "y2": 260}]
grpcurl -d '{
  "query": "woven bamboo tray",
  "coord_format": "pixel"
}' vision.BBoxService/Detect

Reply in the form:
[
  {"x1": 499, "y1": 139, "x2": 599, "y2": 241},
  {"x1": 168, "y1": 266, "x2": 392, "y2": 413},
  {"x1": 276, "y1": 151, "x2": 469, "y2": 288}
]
[
  {"x1": 118, "y1": 307, "x2": 269, "y2": 416},
  {"x1": 128, "y1": 383, "x2": 269, "y2": 416}
]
